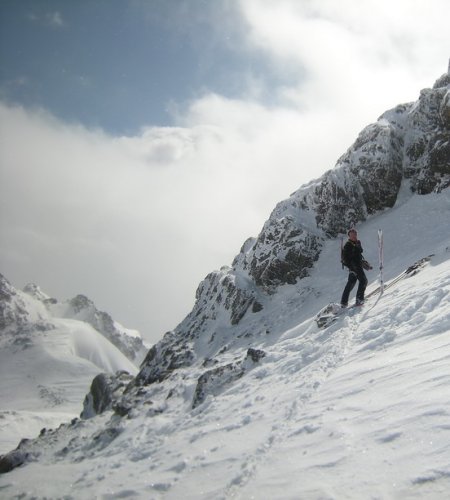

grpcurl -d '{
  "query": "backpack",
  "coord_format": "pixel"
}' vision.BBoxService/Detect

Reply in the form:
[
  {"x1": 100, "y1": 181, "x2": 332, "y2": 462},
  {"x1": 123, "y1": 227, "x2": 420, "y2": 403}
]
[{"x1": 340, "y1": 237, "x2": 346, "y2": 269}]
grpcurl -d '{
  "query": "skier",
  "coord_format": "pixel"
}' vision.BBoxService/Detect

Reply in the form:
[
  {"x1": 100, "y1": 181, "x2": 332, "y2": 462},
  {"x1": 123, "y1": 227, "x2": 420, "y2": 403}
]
[{"x1": 341, "y1": 228, "x2": 372, "y2": 307}]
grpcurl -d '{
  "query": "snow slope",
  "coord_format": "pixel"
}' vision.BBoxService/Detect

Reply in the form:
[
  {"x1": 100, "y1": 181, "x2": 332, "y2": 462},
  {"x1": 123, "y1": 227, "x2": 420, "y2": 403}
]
[
  {"x1": 1, "y1": 186, "x2": 449, "y2": 499},
  {"x1": 0, "y1": 290, "x2": 138, "y2": 454}
]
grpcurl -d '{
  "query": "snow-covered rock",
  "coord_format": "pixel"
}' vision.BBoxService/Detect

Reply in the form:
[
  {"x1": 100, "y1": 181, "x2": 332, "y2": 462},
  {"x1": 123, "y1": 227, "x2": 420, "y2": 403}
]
[
  {"x1": 80, "y1": 370, "x2": 134, "y2": 419},
  {"x1": 192, "y1": 347, "x2": 266, "y2": 408}
]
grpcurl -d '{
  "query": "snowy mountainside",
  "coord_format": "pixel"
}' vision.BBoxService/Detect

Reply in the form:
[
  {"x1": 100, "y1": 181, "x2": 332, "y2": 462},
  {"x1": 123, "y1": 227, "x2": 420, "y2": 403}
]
[
  {"x1": 0, "y1": 277, "x2": 141, "y2": 454},
  {"x1": 23, "y1": 283, "x2": 148, "y2": 363},
  {"x1": 0, "y1": 67, "x2": 449, "y2": 497},
  {"x1": 133, "y1": 68, "x2": 449, "y2": 387},
  {"x1": 1, "y1": 188, "x2": 449, "y2": 498}
]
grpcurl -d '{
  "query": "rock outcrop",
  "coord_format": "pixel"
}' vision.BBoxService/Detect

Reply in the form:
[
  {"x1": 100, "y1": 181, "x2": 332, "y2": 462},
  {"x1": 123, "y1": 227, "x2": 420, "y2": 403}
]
[
  {"x1": 192, "y1": 348, "x2": 266, "y2": 408},
  {"x1": 81, "y1": 371, "x2": 134, "y2": 419},
  {"x1": 133, "y1": 68, "x2": 449, "y2": 396}
]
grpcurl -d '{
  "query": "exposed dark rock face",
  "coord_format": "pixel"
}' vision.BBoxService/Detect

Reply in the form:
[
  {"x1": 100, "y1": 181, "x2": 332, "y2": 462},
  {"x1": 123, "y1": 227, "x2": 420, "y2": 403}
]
[
  {"x1": 0, "y1": 447, "x2": 28, "y2": 473},
  {"x1": 0, "y1": 274, "x2": 19, "y2": 331},
  {"x1": 246, "y1": 347, "x2": 266, "y2": 363},
  {"x1": 81, "y1": 371, "x2": 134, "y2": 419},
  {"x1": 244, "y1": 217, "x2": 323, "y2": 291},
  {"x1": 402, "y1": 82, "x2": 450, "y2": 193}
]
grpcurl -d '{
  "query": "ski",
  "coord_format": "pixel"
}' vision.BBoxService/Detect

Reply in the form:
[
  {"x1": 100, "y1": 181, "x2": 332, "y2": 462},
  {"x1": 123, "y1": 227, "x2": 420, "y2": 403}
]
[
  {"x1": 378, "y1": 229, "x2": 384, "y2": 294},
  {"x1": 315, "y1": 254, "x2": 434, "y2": 329},
  {"x1": 365, "y1": 254, "x2": 433, "y2": 299}
]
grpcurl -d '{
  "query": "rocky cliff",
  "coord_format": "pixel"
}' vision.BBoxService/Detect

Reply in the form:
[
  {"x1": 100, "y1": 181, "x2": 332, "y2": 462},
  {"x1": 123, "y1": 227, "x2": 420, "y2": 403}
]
[{"x1": 132, "y1": 67, "x2": 449, "y2": 391}]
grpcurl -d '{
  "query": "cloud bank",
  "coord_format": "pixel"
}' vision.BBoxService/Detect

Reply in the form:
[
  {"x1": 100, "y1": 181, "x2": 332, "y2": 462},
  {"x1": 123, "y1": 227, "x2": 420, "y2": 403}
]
[
  {"x1": 0, "y1": 94, "x2": 345, "y2": 341},
  {"x1": 1, "y1": 0, "x2": 449, "y2": 342}
]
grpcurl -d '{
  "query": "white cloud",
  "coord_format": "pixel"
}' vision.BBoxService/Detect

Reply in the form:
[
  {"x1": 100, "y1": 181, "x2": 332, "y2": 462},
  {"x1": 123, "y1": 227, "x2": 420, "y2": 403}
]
[
  {"x1": 238, "y1": 0, "x2": 450, "y2": 113},
  {"x1": 0, "y1": 90, "x2": 352, "y2": 342},
  {"x1": 28, "y1": 10, "x2": 66, "y2": 29},
  {"x1": 46, "y1": 11, "x2": 65, "y2": 28}
]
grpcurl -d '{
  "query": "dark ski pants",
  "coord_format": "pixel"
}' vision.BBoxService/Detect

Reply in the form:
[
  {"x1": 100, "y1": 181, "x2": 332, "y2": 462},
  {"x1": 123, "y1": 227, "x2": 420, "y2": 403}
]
[{"x1": 341, "y1": 267, "x2": 367, "y2": 305}]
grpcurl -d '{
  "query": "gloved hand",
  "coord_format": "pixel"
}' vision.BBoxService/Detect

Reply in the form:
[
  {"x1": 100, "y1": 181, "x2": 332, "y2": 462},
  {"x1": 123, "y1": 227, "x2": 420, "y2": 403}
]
[{"x1": 362, "y1": 259, "x2": 373, "y2": 270}]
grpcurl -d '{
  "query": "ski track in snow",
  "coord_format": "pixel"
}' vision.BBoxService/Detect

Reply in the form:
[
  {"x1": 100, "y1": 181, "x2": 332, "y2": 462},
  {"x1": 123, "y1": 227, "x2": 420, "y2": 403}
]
[
  {"x1": 172, "y1": 256, "x2": 450, "y2": 499},
  {"x1": 229, "y1": 255, "x2": 450, "y2": 499}
]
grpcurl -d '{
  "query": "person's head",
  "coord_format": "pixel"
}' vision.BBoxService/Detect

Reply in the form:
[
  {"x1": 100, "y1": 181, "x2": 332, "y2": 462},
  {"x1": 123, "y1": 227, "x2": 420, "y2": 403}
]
[{"x1": 348, "y1": 228, "x2": 358, "y2": 241}]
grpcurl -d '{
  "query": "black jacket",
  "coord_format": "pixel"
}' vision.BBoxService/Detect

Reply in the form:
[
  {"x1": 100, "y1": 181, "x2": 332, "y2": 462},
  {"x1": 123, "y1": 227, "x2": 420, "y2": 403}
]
[{"x1": 342, "y1": 239, "x2": 364, "y2": 271}]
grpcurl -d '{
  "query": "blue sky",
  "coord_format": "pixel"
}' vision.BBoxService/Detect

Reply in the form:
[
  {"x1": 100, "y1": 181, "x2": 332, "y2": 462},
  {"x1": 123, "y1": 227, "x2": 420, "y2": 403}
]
[
  {"x1": 1, "y1": 0, "x2": 449, "y2": 342},
  {"x1": 0, "y1": 0, "x2": 285, "y2": 134}
]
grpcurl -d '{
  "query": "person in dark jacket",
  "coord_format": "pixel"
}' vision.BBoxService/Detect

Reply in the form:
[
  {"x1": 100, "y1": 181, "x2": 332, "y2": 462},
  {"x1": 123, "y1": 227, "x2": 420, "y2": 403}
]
[{"x1": 341, "y1": 228, "x2": 371, "y2": 307}]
